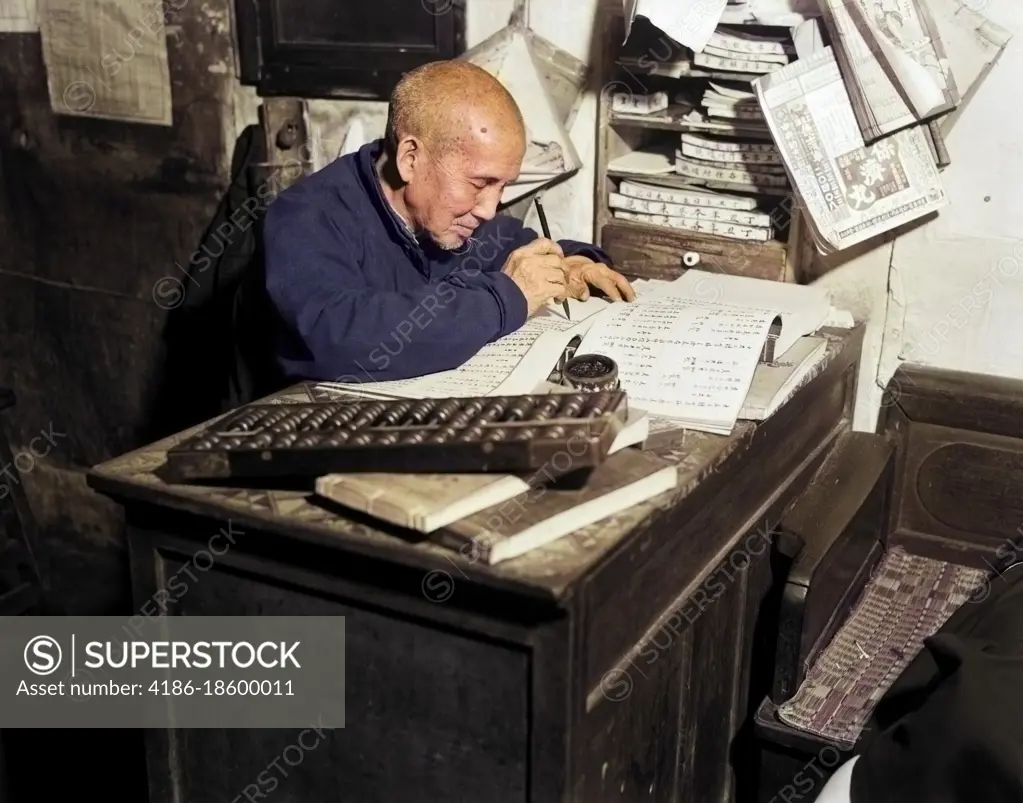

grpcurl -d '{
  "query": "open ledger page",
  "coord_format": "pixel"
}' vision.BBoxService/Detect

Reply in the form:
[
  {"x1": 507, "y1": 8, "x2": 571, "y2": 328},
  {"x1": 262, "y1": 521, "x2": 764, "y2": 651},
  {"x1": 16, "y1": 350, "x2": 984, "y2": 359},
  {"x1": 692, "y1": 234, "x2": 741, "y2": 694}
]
[
  {"x1": 576, "y1": 295, "x2": 778, "y2": 433},
  {"x1": 653, "y1": 269, "x2": 830, "y2": 357},
  {"x1": 318, "y1": 313, "x2": 592, "y2": 400},
  {"x1": 754, "y1": 47, "x2": 947, "y2": 253}
]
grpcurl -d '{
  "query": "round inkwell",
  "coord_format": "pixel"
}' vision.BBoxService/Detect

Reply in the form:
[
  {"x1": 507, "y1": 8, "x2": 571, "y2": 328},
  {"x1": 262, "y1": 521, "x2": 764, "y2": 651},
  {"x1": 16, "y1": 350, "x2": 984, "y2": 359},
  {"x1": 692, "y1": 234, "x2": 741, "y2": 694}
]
[{"x1": 561, "y1": 353, "x2": 620, "y2": 392}]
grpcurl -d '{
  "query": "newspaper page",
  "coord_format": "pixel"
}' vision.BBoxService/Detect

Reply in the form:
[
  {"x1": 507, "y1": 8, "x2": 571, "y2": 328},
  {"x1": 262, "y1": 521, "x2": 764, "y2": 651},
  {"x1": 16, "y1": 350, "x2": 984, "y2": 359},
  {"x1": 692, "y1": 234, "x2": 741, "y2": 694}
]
[
  {"x1": 0, "y1": 0, "x2": 38, "y2": 32},
  {"x1": 862, "y1": 0, "x2": 959, "y2": 116},
  {"x1": 38, "y1": 0, "x2": 173, "y2": 125},
  {"x1": 754, "y1": 46, "x2": 947, "y2": 253},
  {"x1": 818, "y1": 0, "x2": 955, "y2": 142}
]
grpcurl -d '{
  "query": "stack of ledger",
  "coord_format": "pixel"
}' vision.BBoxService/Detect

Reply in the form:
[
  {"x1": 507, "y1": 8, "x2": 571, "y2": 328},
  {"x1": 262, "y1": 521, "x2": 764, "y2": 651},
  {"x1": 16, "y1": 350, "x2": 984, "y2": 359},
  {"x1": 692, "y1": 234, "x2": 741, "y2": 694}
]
[
  {"x1": 315, "y1": 426, "x2": 678, "y2": 566},
  {"x1": 695, "y1": 25, "x2": 796, "y2": 75},
  {"x1": 610, "y1": 179, "x2": 779, "y2": 243},
  {"x1": 669, "y1": 27, "x2": 792, "y2": 209}
]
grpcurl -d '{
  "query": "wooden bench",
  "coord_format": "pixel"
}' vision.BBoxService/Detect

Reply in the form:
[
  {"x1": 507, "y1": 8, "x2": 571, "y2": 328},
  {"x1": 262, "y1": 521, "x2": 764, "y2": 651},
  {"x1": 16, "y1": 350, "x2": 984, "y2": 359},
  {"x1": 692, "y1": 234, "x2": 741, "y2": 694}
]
[{"x1": 754, "y1": 364, "x2": 1023, "y2": 800}]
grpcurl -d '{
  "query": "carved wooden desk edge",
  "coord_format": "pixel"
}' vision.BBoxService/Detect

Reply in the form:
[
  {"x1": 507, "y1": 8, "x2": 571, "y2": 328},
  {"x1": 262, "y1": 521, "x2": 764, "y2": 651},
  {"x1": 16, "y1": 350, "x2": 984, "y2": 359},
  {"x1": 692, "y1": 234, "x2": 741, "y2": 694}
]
[{"x1": 88, "y1": 326, "x2": 864, "y2": 604}]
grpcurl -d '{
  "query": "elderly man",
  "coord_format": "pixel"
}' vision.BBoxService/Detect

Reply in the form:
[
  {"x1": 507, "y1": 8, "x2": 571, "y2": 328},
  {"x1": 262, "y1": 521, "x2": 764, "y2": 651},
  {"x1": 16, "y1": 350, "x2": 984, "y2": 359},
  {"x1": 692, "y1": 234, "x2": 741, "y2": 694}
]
[{"x1": 263, "y1": 60, "x2": 635, "y2": 384}]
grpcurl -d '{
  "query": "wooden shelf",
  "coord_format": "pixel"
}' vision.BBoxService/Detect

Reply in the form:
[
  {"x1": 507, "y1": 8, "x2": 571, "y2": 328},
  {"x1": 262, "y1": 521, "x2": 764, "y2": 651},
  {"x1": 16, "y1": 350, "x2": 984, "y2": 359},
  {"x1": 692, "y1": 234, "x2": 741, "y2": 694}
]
[
  {"x1": 606, "y1": 169, "x2": 791, "y2": 198},
  {"x1": 601, "y1": 218, "x2": 790, "y2": 282},
  {"x1": 608, "y1": 216, "x2": 787, "y2": 251},
  {"x1": 596, "y1": 9, "x2": 806, "y2": 284},
  {"x1": 616, "y1": 61, "x2": 763, "y2": 83},
  {"x1": 609, "y1": 110, "x2": 773, "y2": 138}
]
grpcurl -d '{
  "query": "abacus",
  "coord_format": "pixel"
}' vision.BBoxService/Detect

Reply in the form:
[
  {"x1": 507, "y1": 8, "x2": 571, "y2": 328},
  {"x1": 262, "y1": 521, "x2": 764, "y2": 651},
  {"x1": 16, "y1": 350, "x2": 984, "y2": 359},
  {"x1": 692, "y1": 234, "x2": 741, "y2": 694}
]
[{"x1": 162, "y1": 391, "x2": 629, "y2": 481}]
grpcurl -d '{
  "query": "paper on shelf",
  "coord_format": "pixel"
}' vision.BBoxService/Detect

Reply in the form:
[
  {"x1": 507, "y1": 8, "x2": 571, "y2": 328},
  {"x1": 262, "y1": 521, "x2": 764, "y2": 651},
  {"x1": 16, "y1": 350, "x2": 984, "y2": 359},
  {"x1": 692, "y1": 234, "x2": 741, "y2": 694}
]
[
  {"x1": 625, "y1": 0, "x2": 729, "y2": 53},
  {"x1": 720, "y1": 0, "x2": 819, "y2": 26}
]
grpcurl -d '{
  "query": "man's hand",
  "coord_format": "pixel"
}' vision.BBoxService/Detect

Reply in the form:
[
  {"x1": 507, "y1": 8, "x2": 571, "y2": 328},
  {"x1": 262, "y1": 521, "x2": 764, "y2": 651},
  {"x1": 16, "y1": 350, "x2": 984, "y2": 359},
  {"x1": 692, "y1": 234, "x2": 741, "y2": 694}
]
[
  {"x1": 501, "y1": 238, "x2": 569, "y2": 316},
  {"x1": 558, "y1": 255, "x2": 636, "y2": 302}
]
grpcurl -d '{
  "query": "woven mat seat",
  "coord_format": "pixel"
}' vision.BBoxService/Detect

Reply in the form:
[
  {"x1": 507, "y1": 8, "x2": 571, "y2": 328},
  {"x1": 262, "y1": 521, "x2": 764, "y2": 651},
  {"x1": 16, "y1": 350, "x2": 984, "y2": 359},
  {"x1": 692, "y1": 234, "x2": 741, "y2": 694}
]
[{"x1": 776, "y1": 546, "x2": 987, "y2": 747}]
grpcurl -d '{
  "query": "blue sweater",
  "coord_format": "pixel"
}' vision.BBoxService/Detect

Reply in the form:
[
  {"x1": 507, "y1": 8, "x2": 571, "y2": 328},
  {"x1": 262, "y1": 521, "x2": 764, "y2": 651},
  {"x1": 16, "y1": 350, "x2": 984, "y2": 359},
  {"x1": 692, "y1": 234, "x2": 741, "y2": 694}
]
[{"x1": 262, "y1": 140, "x2": 610, "y2": 383}]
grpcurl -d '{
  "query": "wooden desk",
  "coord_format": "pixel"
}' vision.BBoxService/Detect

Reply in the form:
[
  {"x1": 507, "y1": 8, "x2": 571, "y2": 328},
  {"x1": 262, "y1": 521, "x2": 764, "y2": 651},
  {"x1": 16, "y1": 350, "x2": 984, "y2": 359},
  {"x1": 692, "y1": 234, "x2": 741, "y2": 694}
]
[{"x1": 88, "y1": 326, "x2": 864, "y2": 803}]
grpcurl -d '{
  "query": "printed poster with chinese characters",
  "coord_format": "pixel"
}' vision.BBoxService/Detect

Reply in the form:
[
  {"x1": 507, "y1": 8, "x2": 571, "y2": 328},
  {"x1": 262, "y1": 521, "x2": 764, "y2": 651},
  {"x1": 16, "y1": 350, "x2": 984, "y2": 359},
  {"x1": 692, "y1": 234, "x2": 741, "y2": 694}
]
[
  {"x1": 38, "y1": 0, "x2": 173, "y2": 125},
  {"x1": 0, "y1": 0, "x2": 38, "y2": 32}
]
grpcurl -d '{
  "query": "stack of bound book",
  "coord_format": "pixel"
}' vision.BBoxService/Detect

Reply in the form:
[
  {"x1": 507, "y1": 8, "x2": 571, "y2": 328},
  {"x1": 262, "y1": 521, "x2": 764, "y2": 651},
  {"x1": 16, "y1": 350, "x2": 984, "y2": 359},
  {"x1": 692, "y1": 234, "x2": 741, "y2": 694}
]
[{"x1": 609, "y1": 20, "x2": 797, "y2": 243}]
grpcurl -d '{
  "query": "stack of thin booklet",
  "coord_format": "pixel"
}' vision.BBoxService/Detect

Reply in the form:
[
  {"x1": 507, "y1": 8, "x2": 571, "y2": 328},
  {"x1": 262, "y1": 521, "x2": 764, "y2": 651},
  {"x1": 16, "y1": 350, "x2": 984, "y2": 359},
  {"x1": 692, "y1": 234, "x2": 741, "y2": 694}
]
[
  {"x1": 609, "y1": 179, "x2": 779, "y2": 244},
  {"x1": 750, "y1": 0, "x2": 1010, "y2": 253},
  {"x1": 754, "y1": 46, "x2": 948, "y2": 253},
  {"x1": 609, "y1": 19, "x2": 796, "y2": 241},
  {"x1": 316, "y1": 432, "x2": 677, "y2": 566}
]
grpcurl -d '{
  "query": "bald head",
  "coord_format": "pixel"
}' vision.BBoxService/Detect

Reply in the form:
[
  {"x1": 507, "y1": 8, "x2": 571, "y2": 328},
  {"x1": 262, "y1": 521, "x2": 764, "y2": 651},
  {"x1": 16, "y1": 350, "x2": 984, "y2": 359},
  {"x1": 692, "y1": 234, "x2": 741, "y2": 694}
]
[
  {"x1": 385, "y1": 61, "x2": 525, "y2": 157},
  {"x1": 377, "y1": 60, "x2": 528, "y2": 251}
]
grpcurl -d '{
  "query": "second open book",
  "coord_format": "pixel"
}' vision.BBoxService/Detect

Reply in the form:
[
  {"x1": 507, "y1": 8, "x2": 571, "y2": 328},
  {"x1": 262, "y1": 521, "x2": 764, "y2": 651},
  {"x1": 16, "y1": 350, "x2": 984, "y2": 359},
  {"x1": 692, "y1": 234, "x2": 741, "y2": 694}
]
[{"x1": 320, "y1": 270, "x2": 836, "y2": 436}]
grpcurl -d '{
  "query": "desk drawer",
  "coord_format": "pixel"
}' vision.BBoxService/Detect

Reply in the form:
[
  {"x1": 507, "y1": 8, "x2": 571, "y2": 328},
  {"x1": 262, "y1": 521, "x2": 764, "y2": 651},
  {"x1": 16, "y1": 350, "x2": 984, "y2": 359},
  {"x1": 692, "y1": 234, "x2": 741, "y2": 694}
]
[{"x1": 601, "y1": 220, "x2": 789, "y2": 282}]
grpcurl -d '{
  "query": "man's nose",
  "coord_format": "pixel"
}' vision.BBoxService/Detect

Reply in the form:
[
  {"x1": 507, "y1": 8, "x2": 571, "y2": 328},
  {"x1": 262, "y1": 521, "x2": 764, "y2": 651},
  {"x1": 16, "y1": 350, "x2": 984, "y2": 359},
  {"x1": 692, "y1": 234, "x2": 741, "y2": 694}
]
[{"x1": 471, "y1": 187, "x2": 502, "y2": 221}]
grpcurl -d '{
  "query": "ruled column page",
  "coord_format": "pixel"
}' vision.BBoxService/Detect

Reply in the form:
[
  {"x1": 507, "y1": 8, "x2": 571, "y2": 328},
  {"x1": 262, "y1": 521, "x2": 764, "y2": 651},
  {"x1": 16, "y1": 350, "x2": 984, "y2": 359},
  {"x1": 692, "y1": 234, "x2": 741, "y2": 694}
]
[
  {"x1": 659, "y1": 269, "x2": 831, "y2": 356},
  {"x1": 576, "y1": 297, "x2": 777, "y2": 424},
  {"x1": 320, "y1": 314, "x2": 581, "y2": 399}
]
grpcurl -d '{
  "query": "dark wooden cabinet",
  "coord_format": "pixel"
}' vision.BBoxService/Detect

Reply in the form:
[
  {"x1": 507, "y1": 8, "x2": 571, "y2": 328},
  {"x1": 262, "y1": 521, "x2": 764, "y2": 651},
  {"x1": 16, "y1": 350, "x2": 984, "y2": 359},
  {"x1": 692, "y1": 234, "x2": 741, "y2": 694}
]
[
  {"x1": 90, "y1": 328, "x2": 866, "y2": 803},
  {"x1": 235, "y1": 0, "x2": 467, "y2": 99}
]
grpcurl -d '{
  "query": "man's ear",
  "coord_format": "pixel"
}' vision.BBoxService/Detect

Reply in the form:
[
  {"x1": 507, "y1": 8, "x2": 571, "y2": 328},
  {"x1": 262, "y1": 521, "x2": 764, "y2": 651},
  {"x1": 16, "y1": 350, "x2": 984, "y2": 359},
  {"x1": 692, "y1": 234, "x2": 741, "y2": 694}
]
[{"x1": 394, "y1": 136, "x2": 422, "y2": 184}]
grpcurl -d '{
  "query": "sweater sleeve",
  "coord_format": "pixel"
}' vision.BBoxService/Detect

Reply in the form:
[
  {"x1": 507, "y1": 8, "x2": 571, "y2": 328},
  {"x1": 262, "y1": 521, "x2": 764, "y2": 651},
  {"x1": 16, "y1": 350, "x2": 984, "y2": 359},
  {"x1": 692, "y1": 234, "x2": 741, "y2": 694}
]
[{"x1": 264, "y1": 201, "x2": 528, "y2": 383}]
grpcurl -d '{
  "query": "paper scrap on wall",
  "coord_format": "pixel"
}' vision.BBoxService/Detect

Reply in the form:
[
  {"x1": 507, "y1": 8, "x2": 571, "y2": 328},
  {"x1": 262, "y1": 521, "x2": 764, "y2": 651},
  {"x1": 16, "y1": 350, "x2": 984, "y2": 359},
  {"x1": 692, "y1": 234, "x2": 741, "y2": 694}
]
[
  {"x1": 0, "y1": 0, "x2": 38, "y2": 32},
  {"x1": 624, "y1": 0, "x2": 729, "y2": 52},
  {"x1": 38, "y1": 0, "x2": 173, "y2": 126},
  {"x1": 720, "y1": 0, "x2": 819, "y2": 26},
  {"x1": 463, "y1": 27, "x2": 582, "y2": 205}
]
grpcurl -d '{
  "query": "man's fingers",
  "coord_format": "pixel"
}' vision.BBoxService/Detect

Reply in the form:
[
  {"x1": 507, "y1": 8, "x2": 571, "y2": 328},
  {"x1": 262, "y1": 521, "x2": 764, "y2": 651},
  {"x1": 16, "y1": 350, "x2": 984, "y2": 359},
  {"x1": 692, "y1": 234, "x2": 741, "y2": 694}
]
[
  {"x1": 530, "y1": 255, "x2": 568, "y2": 272},
  {"x1": 590, "y1": 274, "x2": 623, "y2": 301},
  {"x1": 520, "y1": 237, "x2": 564, "y2": 258},
  {"x1": 567, "y1": 276, "x2": 590, "y2": 301},
  {"x1": 543, "y1": 267, "x2": 567, "y2": 288},
  {"x1": 613, "y1": 272, "x2": 637, "y2": 302}
]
